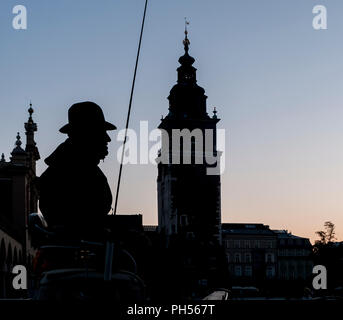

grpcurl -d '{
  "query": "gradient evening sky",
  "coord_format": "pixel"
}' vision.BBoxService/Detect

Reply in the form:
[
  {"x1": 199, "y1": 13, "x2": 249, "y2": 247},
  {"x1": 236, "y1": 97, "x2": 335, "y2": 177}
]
[{"x1": 1, "y1": 0, "x2": 343, "y2": 243}]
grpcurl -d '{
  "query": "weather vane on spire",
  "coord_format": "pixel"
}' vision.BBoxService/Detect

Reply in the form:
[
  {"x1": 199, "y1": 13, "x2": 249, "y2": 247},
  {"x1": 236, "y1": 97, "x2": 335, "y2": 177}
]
[
  {"x1": 183, "y1": 17, "x2": 190, "y2": 52},
  {"x1": 184, "y1": 17, "x2": 190, "y2": 34}
]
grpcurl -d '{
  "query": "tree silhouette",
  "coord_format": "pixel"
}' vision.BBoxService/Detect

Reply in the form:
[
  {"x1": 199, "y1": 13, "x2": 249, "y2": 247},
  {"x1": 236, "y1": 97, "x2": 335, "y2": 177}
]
[
  {"x1": 313, "y1": 221, "x2": 343, "y2": 291},
  {"x1": 315, "y1": 221, "x2": 337, "y2": 245}
]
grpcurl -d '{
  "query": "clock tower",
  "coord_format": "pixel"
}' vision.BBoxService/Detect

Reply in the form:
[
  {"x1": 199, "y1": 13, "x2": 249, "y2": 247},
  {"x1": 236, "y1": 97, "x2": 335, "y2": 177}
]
[{"x1": 157, "y1": 29, "x2": 222, "y2": 247}]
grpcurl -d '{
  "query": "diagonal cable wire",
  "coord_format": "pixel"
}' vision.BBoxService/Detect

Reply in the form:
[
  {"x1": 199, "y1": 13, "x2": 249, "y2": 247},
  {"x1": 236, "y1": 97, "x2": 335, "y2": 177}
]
[
  {"x1": 104, "y1": 0, "x2": 148, "y2": 282},
  {"x1": 113, "y1": 0, "x2": 148, "y2": 215}
]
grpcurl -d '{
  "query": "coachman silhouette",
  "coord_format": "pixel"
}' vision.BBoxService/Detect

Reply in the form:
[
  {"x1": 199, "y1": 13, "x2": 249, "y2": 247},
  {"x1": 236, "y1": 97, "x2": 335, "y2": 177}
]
[{"x1": 39, "y1": 101, "x2": 116, "y2": 240}]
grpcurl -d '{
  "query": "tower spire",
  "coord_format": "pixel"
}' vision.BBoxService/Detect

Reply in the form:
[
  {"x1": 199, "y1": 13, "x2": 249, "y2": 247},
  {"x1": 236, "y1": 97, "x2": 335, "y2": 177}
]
[
  {"x1": 15, "y1": 132, "x2": 22, "y2": 148},
  {"x1": 164, "y1": 24, "x2": 211, "y2": 119},
  {"x1": 212, "y1": 107, "x2": 218, "y2": 119},
  {"x1": 10, "y1": 132, "x2": 27, "y2": 165},
  {"x1": 28, "y1": 101, "x2": 34, "y2": 121},
  {"x1": 183, "y1": 18, "x2": 190, "y2": 53},
  {"x1": 25, "y1": 101, "x2": 40, "y2": 171},
  {"x1": 177, "y1": 19, "x2": 197, "y2": 87}
]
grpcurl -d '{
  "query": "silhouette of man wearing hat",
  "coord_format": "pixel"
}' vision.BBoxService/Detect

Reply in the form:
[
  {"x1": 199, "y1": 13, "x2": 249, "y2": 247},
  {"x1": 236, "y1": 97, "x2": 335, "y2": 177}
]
[{"x1": 39, "y1": 101, "x2": 116, "y2": 240}]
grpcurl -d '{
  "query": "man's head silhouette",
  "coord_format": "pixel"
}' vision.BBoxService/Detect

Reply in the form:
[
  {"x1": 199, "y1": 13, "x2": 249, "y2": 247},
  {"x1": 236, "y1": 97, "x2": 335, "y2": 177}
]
[{"x1": 59, "y1": 101, "x2": 116, "y2": 163}]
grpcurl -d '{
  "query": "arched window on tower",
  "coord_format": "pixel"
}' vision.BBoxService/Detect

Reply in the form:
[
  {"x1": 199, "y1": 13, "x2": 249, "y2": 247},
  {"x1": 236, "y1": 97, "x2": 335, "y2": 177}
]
[
  {"x1": 245, "y1": 253, "x2": 252, "y2": 263},
  {"x1": 266, "y1": 253, "x2": 274, "y2": 263},
  {"x1": 234, "y1": 253, "x2": 241, "y2": 263}
]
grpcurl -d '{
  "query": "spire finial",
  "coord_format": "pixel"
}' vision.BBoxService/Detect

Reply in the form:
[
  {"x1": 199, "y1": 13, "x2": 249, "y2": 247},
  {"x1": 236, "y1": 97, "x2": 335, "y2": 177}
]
[
  {"x1": 28, "y1": 101, "x2": 34, "y2": 120},
  {"x1": 16, "y1": 132, "x2": 22, "y2": 148},
  {"x1": 212, "y1": 107, "x2": 218, "y2": 119},
  {"x1": 183, "y1": 18, "x2": 190, "y2": 52}
]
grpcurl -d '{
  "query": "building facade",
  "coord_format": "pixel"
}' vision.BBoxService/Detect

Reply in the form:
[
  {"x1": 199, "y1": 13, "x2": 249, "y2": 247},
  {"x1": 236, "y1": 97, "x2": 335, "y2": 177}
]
[
  {"x1": 222, "y1": 224, "x2": 314, "y2": 287},
  {"x1": 222, "y1": 223, "x2": 278, "y2": 285},
  {"x1": 0, "y1": 104, "x2": 40, "y2": 297},
  {"x1": 273, "y1": 230, "x2": 313, "y2": 281}
]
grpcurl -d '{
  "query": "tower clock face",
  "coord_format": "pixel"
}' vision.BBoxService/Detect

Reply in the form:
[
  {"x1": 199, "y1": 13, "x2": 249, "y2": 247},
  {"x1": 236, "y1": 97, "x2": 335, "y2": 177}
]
[{"x1": 184, "y1": 74, "x2": 194, "y2": 81}]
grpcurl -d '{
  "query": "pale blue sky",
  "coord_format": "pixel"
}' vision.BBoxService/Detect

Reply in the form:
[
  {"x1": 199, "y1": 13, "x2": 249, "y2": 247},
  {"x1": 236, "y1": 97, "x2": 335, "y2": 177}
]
[{"x1": 1, "y1": 0, "x2": 343, "y2": 242}]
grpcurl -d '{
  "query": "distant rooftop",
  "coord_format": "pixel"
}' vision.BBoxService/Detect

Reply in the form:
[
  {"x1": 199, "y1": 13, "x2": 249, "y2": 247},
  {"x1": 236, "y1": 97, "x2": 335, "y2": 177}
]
[
  {"x1": 331, "y1": 241, "x2": 343, "y2": 247},
  {"x1": 222, "y1": 223, "x2": 269, "y2": 229},
  {"x1": 272, "y1": 230, "x2": 308, "y2": 240},
  {"x1": 222, "y1": 223, "x2": 275, "y2": 236},
  {"x1": 143, "y1": 225, "x2": 158, "y2": 232}
]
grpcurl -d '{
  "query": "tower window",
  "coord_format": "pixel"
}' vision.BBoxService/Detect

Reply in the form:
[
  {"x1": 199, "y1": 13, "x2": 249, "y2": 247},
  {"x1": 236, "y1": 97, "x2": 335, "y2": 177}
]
[
  {"x1": 186, "y1": 232, "x2": 195, "y2": 240},
  {"x1": 266, "y1": 253, "x2": 274, "y2": 263},
  {"x1": 234, "y1": 253, "x2": 241, "y2": 263},
  {"x1": 180, "y1": 215, "x2": 188, "y2": 227},
  {"x1": 234, "y1": 265, "x2": 242, "y2": 277},
  {"x1": 266, "y1": 266, "x2": 275, "y2": 278},
  {"x1": 185, "y1": 74, "x2": 193, "y2": 80},
  {"x1": 245, "y1": 253, "x2": 252, "y2": 263},
  {"x1": 245, "y1": 266, "x2": 252, "y2": 277},
  {"x1": 0, "y1": 178, "x2": 12, "y2": 219}
]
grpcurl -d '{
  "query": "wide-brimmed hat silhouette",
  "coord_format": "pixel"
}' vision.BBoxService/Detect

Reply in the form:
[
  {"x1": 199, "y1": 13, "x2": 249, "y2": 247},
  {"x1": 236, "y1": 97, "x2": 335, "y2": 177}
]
[{"x1": 59, "y1": 101, "x2": 116, "y2": 134}]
